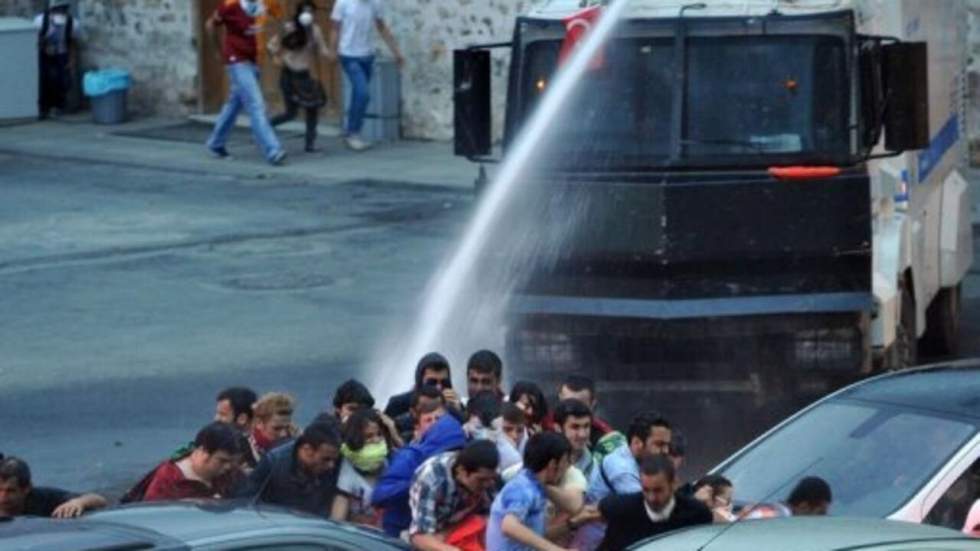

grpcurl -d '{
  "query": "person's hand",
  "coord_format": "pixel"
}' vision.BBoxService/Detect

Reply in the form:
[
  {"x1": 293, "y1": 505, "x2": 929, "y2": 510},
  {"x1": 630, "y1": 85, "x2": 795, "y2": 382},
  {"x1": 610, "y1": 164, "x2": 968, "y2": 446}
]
[
  {"x1": 51, "y1": 498, "x2": 86, "y2": 518},
  {"x1": 569, "y1": 504, "x2": 601, "y2": 526},
  {"x1": 442, "y1": 388, "x2": 461, "y2": 409}
]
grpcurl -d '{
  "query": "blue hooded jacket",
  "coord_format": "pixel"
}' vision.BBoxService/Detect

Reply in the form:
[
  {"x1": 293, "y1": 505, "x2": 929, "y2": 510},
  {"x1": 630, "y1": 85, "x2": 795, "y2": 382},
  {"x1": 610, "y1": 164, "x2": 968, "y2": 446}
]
[{"x1": 371, "y1": 413, "x2": 467, "y2": 537}]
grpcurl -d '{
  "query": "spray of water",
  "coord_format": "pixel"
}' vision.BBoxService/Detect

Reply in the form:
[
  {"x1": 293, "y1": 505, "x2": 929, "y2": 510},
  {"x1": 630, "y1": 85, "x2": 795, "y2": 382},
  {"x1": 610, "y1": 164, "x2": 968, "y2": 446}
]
[{"x1": 372, "y1": 0, "x2": 632, "y2": 398}]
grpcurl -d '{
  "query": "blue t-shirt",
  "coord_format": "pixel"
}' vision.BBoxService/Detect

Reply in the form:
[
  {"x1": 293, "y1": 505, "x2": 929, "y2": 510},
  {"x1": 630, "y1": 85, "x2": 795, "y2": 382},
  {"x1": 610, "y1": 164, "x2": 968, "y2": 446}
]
[{"x1": 486, "y1": 469, "x2": 548, "y2": 551}]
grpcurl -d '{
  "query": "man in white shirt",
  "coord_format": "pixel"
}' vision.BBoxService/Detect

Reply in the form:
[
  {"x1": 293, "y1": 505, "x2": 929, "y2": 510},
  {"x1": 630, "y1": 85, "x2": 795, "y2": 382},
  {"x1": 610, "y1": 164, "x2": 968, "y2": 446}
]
[{"x1": 330, "y1": 0, "x2": 404, "y2": 151}]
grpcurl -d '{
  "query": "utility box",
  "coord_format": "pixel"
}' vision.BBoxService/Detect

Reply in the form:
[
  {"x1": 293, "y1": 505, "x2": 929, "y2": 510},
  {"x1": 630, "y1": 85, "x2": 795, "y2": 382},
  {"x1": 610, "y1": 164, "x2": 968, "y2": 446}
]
[
  {"x1": 0, "y1": 18, "x2": 39, "y2": 120},
  {"x1": 342, "y1": 57, "x2": 401, "y2": 142}
]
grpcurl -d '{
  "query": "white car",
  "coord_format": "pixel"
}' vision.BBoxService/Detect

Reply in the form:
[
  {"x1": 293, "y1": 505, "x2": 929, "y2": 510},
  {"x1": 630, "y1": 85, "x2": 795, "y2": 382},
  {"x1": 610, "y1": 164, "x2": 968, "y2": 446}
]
[{"x1": 711, "y1": 361, "x2": 980, "y2": 534}]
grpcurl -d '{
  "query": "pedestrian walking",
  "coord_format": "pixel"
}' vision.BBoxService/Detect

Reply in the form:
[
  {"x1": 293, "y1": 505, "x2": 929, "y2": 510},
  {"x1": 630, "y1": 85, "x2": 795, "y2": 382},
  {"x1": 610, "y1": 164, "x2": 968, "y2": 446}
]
[
  {"x1": 205, "y1": 0, "x2": 287, "y2": 165},
  {"x1": 268, "y1": 1, "x2": 330, "y2": 153},
  {"x1": 34, "y1": 0, "x2": 82, "y2": 119},
  {"x1": 329, "y1": 0, "x2": 404, "y2": 151}
]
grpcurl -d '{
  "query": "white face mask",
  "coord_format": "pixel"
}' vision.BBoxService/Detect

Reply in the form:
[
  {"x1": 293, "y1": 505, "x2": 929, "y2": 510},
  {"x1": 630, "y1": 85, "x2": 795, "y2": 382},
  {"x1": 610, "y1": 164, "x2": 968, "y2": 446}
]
[
  {"x1": 298, "y1": 12, "x2": 314, "y2": 27},
  {"x1": 240, "y1": 0, "x2": 265, "y2": 17},
  {"x1": 51, "y1": 13, "x2": 68, "y2": 25}
]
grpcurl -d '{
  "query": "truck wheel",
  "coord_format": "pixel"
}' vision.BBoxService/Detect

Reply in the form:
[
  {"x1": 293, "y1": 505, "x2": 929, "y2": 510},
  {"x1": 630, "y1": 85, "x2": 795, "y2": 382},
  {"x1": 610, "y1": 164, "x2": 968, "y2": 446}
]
[
  {"x1": 889, "y1": 281, "x2": 918, "y2": 370},
  {"x1": 920, "y1": 284, "x2": 961, "y2": 357}
]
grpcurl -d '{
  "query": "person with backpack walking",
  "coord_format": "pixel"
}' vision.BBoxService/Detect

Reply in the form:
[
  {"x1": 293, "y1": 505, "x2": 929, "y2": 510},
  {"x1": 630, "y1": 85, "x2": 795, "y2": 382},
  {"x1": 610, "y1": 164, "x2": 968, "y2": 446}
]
[
  {"x1": 34, "y1": 0, "x2": 82, "y2": 119},
  {"x1": 267, "y1": 1, "x2": 330, "y2": 153}
]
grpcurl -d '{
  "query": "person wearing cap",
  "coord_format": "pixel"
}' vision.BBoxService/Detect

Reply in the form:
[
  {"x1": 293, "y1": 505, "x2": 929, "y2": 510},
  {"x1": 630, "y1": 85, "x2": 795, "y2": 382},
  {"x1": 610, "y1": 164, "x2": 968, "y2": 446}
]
[
  {"x1": 383, "y1": 352, "x2": 461, "y2": 419},
  {"x1": 34, "y1": 0, "x2": 83, "y2": 119}
]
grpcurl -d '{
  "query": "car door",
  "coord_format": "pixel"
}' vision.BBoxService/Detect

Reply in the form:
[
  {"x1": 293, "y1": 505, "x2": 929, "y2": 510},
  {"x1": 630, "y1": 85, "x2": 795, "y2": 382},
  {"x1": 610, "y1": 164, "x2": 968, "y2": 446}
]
[{"x1": 918, "y1": 437, "x2": 980, "y2": 525}]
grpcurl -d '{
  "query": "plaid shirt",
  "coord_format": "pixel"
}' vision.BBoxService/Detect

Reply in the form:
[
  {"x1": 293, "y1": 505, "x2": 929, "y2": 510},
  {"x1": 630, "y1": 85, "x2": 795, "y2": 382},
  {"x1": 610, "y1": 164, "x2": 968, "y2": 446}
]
[{"x1": 408, "y1": 451, "x2": 490, "y2": 535}]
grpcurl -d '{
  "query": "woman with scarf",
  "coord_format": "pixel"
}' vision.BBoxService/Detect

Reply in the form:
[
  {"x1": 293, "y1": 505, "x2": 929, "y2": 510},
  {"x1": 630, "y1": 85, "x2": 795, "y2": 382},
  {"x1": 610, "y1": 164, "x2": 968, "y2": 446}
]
[
  {"x1": 267, "y1": 1, "x2": 331, "y2": 153},
  {"x1": 331, "y1": 408, "x2": 397, "y2": 526}
]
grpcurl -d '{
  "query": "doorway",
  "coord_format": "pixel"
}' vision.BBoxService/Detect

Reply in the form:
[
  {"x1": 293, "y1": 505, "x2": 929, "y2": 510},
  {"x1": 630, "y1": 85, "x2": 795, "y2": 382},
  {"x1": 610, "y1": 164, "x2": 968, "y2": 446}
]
[{"x1": 196, "y1": 0, "x2": 341, "y2": 122}]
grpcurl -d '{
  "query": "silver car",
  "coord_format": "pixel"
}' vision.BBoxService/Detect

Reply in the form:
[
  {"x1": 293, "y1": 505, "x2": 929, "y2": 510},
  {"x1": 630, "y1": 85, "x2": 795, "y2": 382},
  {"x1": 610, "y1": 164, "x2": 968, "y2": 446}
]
[
  {"x1": 0, "y1": 500, "x2": 410, "y2": 550},
  {"x1": 629, "y1": 517, "x2": 978, "y2": 550},
  {"x1": 711, "y1": 362, "x2": 980, "y2": 533}
]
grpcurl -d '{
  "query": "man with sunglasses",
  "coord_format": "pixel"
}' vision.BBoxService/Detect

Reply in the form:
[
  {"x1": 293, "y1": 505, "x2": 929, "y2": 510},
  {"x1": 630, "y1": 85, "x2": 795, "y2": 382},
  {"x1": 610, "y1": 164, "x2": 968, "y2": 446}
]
[{"x1": 384, "y1": 352, "x2": 461, "y2": 419}]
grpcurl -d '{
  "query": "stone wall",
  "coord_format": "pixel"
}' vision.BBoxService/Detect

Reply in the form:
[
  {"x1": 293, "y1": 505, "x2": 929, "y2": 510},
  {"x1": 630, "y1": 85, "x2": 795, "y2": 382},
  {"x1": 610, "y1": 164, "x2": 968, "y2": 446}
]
[
  {"x1": 385, "y1": 0, "x2": 542, "y2": 140},
  {"x1": 0, "y1": 0, "x2": 198, "y2": 116}
]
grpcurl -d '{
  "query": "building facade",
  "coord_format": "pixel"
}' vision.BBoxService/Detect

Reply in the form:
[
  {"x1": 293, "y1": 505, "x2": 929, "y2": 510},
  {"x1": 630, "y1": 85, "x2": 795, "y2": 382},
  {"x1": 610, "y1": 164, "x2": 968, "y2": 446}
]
[{"x1": 1, "y1": 0, "x2": 978, "y2": 147}]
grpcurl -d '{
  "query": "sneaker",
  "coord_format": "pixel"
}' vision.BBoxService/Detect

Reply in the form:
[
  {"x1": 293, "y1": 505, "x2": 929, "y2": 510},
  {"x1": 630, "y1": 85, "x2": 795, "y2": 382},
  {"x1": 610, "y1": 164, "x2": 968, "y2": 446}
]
[
  {"x1": 269, "y1": 150, "x2": 287, "y2": 165},
  {"x1": 345, "y1": 135, "x2": 371, "y2": 151},
  {"x1": 209, "y1": 146, "x2": 230, "y2": 159}
]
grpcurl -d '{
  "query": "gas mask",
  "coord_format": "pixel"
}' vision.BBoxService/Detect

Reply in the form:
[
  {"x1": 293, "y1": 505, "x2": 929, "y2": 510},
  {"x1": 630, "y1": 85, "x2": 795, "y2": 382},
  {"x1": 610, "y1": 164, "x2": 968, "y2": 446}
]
[
  {"x1": 341, "y1": 441, "x2": 388, "y2": 473},
  {"x1": 298, "y1": 11, "x2": 314, "y2": 27}
]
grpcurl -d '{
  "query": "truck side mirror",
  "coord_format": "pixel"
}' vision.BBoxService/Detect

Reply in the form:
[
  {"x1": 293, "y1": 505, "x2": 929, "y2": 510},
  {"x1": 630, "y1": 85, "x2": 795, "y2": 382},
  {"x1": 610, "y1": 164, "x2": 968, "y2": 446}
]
[
  {"x1": 453, "y1": 49, "x2": 492, "y2": 157},
  {"x1": 882, "y1": 42, "x2": 929, "y2": 152}
]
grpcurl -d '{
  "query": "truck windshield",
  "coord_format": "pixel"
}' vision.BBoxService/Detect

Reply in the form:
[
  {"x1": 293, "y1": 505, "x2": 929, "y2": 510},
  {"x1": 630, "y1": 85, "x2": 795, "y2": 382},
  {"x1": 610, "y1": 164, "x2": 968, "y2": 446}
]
[{"x1": 521, "y1": 34, "x2": 851, "y2": 168}]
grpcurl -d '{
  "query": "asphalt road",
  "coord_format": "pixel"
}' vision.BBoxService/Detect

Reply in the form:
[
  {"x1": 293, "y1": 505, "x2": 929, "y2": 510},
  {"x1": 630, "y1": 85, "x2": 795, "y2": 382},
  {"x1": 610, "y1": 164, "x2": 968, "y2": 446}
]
[
  {"x1": 0, "y1": 154, "x2": 470, "y2": 493},
  {"x1": 3, "y1": 153, "x2": 980, "y2": 495}
]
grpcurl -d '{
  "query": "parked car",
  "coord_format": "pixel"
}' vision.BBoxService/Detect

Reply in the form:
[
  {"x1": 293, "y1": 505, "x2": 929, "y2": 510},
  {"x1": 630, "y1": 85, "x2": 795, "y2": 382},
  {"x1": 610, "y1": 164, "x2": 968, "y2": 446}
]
[
  {"x1": 0, "y1": 500, "x2": 410, "y2": 551},
  {"x1": 710, "y1": 362, "x2": 980, "y2": 533},
  {"x1": 628, "y1": 517, "x2": 978, "y2": 550}
]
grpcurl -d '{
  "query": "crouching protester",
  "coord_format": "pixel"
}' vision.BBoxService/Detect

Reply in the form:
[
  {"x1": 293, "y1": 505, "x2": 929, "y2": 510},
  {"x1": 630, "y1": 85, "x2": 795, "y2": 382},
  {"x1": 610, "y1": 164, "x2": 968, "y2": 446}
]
[
  {"x1": 123, "y1": 422, "x2": 241, "y2": 502},
  {"x1": 487, "y1": 432, "x2": 576, "y2": 551},
  {"x1": 0, "y1": 455, "x2": 106, "y2": 518},
  {"x1": 409, "y1": 439, "x2": 500, "y2": 551},
  {"x1": 331, "y1": 408, "x2": 397, "y2": 526},
  {"x1": 372, "y1": 411, "x2": 467, "y2": 538},
  {"x1": 236, "y1": 421, "x2": 341, "y2": 517}
]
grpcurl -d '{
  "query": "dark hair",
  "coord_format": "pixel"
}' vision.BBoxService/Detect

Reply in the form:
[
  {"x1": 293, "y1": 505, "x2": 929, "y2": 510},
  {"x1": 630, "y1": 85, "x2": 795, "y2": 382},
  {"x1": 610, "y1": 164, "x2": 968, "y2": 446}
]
[
  {"x1": 560, "y1": 375, "x2": 596, "y2": 401},
  {"x1": 500, "y1": 402, "x2": 526, "y2": 426},
  {"x1": 414, "y1": 352, "x2": 451, "y2": 388},
  {"x1": 455, "y1": 439, "x2": 499, "y2": 473},
  {"x1": 411, "y1": 385, "x2": 444, "y2": 409},
  {"x1": 523, "y1": 432, "x2": 571, "y2": 472},
  {"x1": 466, "y1": 390, "x2": 502, "y2": 427},
  {"x1": 787, "y1": 476, "x2": 832, "y2": 506},
  {"x1": 627, "y1": 412, "x2": 671, "y2": 444},
  {"x1": 509, "y1": 381, "x2": 548, "y2": 425},
  {"x1": 333, "y1": 379, "x2": 375, "y2": 410},
  {"x1": 639, "y1": 453, "x2": 676, "y2": 481},
  {"x1": 693, "y1": 474, "x2": 732, "y2": 494},
  {"x1": 216, "y1": 387, "x2": 258, "y2": 421},
  {"x1": 282, "y1": 1, "x2": 316, "y2": 50},
  {"x1": 553, "y1": 398, "x2": 593, "y2": 428},
  {"x1": 0, "y1": 456, "x2": 31, "y2": 487},
  {"x1": 341, "y1": 408, "x2": 387, "y2": 451},
  {"x1": 467, "y1": 349, "x2": 502, "y2": 379},
  {"x1": 195, "y1": 422, "x2": 241, "y2": 455},
  {"x1": 298, "y1": 421, "x2": 341, "y2": 450}
]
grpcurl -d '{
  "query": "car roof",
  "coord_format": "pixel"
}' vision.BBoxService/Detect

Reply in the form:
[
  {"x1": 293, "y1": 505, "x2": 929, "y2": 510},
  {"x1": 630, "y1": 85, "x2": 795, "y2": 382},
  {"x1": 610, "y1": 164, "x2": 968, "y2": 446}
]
[
  {"x1": 86, "y1": 500, "x2": 407, "y2": 548},
  {"x1": 0, "y1": 515, "x2": 188, "y2": 551},
  {"x1": 631, "y1": 517, "x2": 974, "y2": 550},
  {"x1": 835, "y1": 362, "x2": 980, "y2": 419}
]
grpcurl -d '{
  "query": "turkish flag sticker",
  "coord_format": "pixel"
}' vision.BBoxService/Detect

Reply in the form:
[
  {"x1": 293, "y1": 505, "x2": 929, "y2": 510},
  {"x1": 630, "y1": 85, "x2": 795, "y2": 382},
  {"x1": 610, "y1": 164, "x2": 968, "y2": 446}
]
[{"x1": 558, "y1": 5, "x2": 605, "y2": 69}]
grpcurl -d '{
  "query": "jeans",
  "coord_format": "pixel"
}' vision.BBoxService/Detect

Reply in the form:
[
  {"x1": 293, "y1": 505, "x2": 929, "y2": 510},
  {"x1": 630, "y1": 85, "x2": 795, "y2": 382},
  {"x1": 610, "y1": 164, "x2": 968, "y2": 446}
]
[
  {"x1": 206, "y1": 62, "x2": 283, "y2": 161},
  {"x1": 340, "y1": 55, "x2": 374, "y2": 136}
]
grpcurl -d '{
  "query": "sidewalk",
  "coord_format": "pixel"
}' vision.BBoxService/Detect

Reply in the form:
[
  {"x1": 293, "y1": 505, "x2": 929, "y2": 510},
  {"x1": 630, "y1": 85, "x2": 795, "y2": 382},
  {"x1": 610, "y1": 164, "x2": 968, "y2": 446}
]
[{"x1": 0, "y1": 114, "x2": 479, "y2": 191}]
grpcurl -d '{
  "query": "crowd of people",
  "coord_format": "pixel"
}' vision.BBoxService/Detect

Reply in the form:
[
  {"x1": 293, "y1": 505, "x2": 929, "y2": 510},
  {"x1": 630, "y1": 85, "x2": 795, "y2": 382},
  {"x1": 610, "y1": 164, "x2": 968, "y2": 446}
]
[{"x1": 0, "y1": 349, "x2": 835, "y2": 551}]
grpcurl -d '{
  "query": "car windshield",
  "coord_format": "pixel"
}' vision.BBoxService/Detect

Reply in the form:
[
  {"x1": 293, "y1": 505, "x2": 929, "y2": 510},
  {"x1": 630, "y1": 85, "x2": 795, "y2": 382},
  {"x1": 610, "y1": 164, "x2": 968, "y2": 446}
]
[
  {"x1": 520, "y1": 34, "x2": 850, "y2": 168},
  {"x1": 717, "y1": 400, "x2": 977, "y2": 517}
]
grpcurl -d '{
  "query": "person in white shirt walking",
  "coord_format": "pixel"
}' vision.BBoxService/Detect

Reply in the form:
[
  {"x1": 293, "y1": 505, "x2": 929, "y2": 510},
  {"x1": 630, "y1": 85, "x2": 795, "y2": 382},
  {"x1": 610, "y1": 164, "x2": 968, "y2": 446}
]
[{"x1": 329, "y1": 0, "x2": 404, "y2": 151}]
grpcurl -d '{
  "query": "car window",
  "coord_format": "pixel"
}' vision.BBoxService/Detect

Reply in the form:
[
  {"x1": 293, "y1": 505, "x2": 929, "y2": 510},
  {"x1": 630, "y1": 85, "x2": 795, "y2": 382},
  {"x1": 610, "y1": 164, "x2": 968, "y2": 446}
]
[
  {"x1": 718, "y1": 400, "x2": 977, "y2": 517},
  {"x1": 925, "y1": 457, "x2": 980, "y2": 530}
]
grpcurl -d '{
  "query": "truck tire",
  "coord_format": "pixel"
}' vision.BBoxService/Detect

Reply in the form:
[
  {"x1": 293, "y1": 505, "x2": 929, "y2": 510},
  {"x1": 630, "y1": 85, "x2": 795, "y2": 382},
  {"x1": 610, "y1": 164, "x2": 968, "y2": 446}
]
[
  {"x1": 888, "y1": 280, "x2": 918, "y2": 370},
  {"x1": 920, "y1": 284, "x2": 961, "y2": 357}
]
